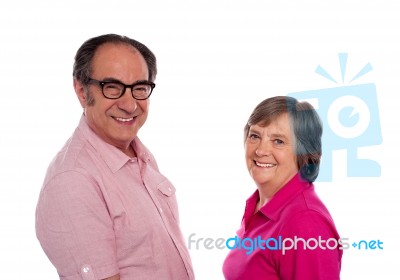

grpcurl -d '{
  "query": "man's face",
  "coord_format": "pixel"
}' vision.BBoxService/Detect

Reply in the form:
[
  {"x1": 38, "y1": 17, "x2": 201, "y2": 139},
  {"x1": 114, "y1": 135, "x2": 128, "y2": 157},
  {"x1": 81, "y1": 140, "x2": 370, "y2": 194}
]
[{"x1": 74, "y1": 43, "x2": 150, "y2": 155}]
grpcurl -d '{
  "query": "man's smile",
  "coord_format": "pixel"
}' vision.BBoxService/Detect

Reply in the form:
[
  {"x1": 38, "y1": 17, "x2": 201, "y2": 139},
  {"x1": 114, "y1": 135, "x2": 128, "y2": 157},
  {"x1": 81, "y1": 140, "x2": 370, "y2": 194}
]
[{"x1": 114, "y1": 117, "x2": 135, "y2": 122}]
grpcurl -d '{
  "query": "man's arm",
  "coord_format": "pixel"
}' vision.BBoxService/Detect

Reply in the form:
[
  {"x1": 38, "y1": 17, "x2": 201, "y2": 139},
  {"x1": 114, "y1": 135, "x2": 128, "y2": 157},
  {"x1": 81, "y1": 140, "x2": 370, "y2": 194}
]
[
  {"x1": 36, "y1": 172, "x2": 119, "y2": 279},
  {"x1": 103, "y1": 275, "x2": 120, "y2": 280}
]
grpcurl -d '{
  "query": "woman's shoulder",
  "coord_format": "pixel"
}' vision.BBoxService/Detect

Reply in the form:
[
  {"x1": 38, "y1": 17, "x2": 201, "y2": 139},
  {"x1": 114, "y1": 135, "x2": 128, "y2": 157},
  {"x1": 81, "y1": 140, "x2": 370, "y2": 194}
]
[{"x1": 278, "y1": 188, "x2": 339, "y2": 238}]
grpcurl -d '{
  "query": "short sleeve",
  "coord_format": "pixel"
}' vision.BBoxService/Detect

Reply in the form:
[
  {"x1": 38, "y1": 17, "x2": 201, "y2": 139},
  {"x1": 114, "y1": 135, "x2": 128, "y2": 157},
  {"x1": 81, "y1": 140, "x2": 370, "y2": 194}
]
[
  {"x1": 277, "y1": 210, "x2": 342, "y2": 280},
  {"x1": 36, "y1": 171, "x2": 119, "y2": 279}
]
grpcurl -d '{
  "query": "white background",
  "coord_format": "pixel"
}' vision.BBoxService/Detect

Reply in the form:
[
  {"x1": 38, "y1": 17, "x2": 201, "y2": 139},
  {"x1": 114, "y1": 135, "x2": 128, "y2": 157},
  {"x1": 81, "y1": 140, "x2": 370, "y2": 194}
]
[{"x1": 1, "y1": 0, "x2": 399, "y2": 279}]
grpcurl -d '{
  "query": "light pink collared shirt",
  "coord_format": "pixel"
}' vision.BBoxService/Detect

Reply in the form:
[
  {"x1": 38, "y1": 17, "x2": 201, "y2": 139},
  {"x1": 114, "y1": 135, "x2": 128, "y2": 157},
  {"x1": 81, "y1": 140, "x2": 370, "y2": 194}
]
[
  {"x1": 223, "y1": 174, "x2": 342, "y2": 280},
  {"x1": 36, "y1": 116, "x2": 194, "y2": 280}
]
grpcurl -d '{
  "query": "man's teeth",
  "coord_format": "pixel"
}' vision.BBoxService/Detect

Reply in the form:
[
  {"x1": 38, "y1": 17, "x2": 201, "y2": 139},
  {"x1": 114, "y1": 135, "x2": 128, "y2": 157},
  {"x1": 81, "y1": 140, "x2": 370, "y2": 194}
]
[
  {"x1": 255, "y1": 161, "x2": 276, "y2": 168},
  {"x1": 115, "y1": 117, "x2": 134, "y2": 122}
]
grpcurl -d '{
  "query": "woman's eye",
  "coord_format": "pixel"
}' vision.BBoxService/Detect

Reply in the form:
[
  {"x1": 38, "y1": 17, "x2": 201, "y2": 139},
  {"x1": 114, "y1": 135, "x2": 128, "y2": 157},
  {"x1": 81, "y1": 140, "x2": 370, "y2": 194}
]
[
  {"x1": 274, "y1": 139, "x2": 284, "y2": 145},
  {"x1": 249, "y1": 134, "x2": 260, "y2": 139}
]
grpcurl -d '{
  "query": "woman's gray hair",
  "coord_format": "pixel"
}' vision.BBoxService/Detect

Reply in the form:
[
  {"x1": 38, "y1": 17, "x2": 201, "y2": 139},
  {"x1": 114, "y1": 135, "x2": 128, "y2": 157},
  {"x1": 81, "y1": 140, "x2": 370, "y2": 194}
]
[{"x1": 244, "y1": 96, "x2": 323, "y2": 182}]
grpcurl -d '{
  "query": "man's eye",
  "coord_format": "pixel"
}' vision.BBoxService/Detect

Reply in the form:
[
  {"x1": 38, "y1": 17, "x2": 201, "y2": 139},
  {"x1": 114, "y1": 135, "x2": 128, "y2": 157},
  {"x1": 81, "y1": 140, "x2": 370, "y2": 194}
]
[
  {"x1": 134, "y1": 86, "x2": 146, "y2": 91},
  {"x1": 133, "y1": 85, "x2": 151, "y2": 92},
  {"x1": 104, "y1": 83, "x2": 121, "y2": 90}
]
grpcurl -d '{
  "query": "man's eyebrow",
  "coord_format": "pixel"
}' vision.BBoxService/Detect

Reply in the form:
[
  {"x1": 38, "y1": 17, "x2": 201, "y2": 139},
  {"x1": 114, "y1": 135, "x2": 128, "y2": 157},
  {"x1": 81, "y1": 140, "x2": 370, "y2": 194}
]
[
  {"x1": 101, "y1": 77, "x2": 122, "y2": 83},
  {"x1": 101, "y1": 77, "x2": 150, "y2": 84}
]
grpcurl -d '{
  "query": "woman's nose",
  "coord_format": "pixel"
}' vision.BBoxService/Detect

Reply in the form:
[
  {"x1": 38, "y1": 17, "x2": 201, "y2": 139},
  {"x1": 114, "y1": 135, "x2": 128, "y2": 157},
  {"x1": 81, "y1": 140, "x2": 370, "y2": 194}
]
[{"x1": 255, "y1": 140, "x2": 272, "y2": 157}]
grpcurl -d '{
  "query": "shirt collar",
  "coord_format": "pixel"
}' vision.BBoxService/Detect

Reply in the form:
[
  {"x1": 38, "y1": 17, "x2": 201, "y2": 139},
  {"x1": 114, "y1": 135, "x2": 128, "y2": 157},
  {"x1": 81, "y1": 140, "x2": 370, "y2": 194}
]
[
  {"x1": 244, "y1": 173, "x2": 312, "y2": 224},
  {"x1": 77, "y1": 115, "x2": 152, "y2": 173}
]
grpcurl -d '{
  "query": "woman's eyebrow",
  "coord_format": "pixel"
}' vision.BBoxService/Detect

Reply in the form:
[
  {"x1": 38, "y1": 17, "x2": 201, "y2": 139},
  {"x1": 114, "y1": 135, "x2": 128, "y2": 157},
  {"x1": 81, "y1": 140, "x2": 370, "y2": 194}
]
[
  {"x1": 248, "y1": 128, "x2": 261, "y2": 135},
  {"x1": 268, "y1": 133, "x2": 289, "y2": 140}
]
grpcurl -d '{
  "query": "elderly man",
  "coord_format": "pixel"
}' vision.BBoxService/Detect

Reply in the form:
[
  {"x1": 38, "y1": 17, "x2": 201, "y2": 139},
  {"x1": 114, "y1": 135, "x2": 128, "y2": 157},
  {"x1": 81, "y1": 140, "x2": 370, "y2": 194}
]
[{"x1": 36, "y1": 34, "x2": 194, "y2": 280}]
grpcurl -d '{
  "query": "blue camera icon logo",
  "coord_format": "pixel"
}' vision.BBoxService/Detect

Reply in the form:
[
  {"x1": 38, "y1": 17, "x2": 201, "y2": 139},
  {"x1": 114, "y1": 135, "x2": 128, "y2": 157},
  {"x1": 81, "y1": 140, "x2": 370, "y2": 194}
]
[{"x1": 288, "y1": 54, "x2": 382, "y2": 181}]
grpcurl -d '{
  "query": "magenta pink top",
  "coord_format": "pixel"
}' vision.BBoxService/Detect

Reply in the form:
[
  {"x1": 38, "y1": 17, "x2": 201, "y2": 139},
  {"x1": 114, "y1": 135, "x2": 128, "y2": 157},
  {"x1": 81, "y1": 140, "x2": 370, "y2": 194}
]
[
  {"x1": 36, "y1": 116, "x2": 194, "y2": 280},
  {"x1": 223, "y1": 174, "x2": 342, "y2": 280}
]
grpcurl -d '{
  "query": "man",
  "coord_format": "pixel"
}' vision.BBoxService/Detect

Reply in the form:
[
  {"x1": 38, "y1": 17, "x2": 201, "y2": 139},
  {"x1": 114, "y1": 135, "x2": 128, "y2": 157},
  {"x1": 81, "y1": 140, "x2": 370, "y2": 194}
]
[{"x1": 36, "y1": 34, "x2": 194, "y2": 280}]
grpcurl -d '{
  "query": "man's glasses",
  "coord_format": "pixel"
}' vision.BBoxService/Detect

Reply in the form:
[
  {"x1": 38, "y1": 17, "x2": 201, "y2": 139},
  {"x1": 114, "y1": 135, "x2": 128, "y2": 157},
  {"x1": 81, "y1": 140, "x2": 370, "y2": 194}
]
[{"x1": 88, "y1": 78, "x2": 155, "y2": 100}]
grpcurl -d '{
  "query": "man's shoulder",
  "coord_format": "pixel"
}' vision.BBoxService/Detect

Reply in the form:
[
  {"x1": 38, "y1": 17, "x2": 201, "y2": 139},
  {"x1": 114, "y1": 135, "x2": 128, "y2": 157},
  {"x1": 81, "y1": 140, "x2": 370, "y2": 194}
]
[{"x1": 44, "y1": 129, "x2": 94, "y2": 180}]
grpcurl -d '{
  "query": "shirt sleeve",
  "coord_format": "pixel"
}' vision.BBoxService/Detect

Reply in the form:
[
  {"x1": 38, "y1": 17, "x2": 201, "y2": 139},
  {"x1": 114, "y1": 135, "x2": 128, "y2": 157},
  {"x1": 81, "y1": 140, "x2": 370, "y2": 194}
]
[
  {"x1": 277, "y1": 210, "x2": 342, "y2": 280},
  {"x1": 36, "y1": 170, "x2": 119, "y2": 280}
]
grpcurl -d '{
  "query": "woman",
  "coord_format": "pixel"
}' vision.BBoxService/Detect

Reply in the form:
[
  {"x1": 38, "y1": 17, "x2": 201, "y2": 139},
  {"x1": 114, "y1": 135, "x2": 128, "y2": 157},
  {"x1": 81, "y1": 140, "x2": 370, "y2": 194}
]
[{"x1": 223, "y1": 96, "x2": 342, "y2": 279}]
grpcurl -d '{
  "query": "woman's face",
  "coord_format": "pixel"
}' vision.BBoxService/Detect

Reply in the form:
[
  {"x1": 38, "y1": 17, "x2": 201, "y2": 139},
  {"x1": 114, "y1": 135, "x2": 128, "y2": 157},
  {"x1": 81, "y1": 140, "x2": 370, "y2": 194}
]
[{"x1": 245, "y1": 113, "x2": 298, "y2": 194}]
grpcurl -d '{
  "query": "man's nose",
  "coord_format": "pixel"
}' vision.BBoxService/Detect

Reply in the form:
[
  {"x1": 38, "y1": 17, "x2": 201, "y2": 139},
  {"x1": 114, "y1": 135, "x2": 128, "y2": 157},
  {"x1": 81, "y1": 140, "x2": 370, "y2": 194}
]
[{"x1": 118, "y1": 88, "x2": 138, "y2": 113}]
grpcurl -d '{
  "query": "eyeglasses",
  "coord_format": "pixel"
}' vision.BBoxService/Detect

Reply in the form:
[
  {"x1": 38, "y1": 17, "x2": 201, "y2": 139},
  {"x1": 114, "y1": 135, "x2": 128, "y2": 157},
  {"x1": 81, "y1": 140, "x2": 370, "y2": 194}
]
[{"x1": 88, "y1": 78, "x2": 155, "y2": 100}]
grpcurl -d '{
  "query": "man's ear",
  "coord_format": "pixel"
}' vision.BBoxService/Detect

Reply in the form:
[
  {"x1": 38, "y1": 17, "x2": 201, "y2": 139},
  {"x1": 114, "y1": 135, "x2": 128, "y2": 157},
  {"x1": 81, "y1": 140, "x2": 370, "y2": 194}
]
[{"x1": 74, "y1": 79, "x2": 87, "y2": 108}]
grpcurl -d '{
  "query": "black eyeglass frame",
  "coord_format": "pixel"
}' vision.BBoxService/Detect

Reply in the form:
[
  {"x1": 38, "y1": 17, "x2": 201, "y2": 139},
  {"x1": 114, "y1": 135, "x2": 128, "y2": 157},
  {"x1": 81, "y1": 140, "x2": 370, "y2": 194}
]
[{"x1": 87, "y1": 78, "x2": 156, "y2": 100}]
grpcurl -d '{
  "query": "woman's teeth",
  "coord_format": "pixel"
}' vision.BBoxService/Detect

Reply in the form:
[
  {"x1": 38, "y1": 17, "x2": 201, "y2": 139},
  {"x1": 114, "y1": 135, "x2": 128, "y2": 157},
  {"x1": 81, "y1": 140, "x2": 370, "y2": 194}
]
[{"x1": 255, "y1": 161, "x2": 276, "y2": 168}]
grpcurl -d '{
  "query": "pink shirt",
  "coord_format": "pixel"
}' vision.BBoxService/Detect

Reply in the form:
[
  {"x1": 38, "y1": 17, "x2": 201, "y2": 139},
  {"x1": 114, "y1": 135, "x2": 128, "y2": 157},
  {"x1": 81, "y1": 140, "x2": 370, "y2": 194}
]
[
  {"x1": 36, "y1": 116, "x2": 194, "y2": 280},
  {"x1": 223, "y1": 174, "x2": 342, "y2": 280}
]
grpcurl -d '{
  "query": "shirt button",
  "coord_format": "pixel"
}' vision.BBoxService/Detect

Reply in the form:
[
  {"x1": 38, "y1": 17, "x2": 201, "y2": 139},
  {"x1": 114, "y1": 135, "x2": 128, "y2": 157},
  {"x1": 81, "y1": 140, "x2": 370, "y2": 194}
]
[
  {"x1": 82, "y1": 266, "x2": 90, "y2": 273},
  {"x1": 159, "y1": 207, "x2": 163, "y2": 213}
]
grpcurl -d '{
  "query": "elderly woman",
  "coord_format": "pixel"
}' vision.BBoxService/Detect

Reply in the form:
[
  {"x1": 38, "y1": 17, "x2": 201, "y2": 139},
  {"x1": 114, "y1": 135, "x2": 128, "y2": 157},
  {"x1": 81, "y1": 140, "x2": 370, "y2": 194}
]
[{"x1": 223, "y1": 96, "x2": 342, "y2": 280}]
